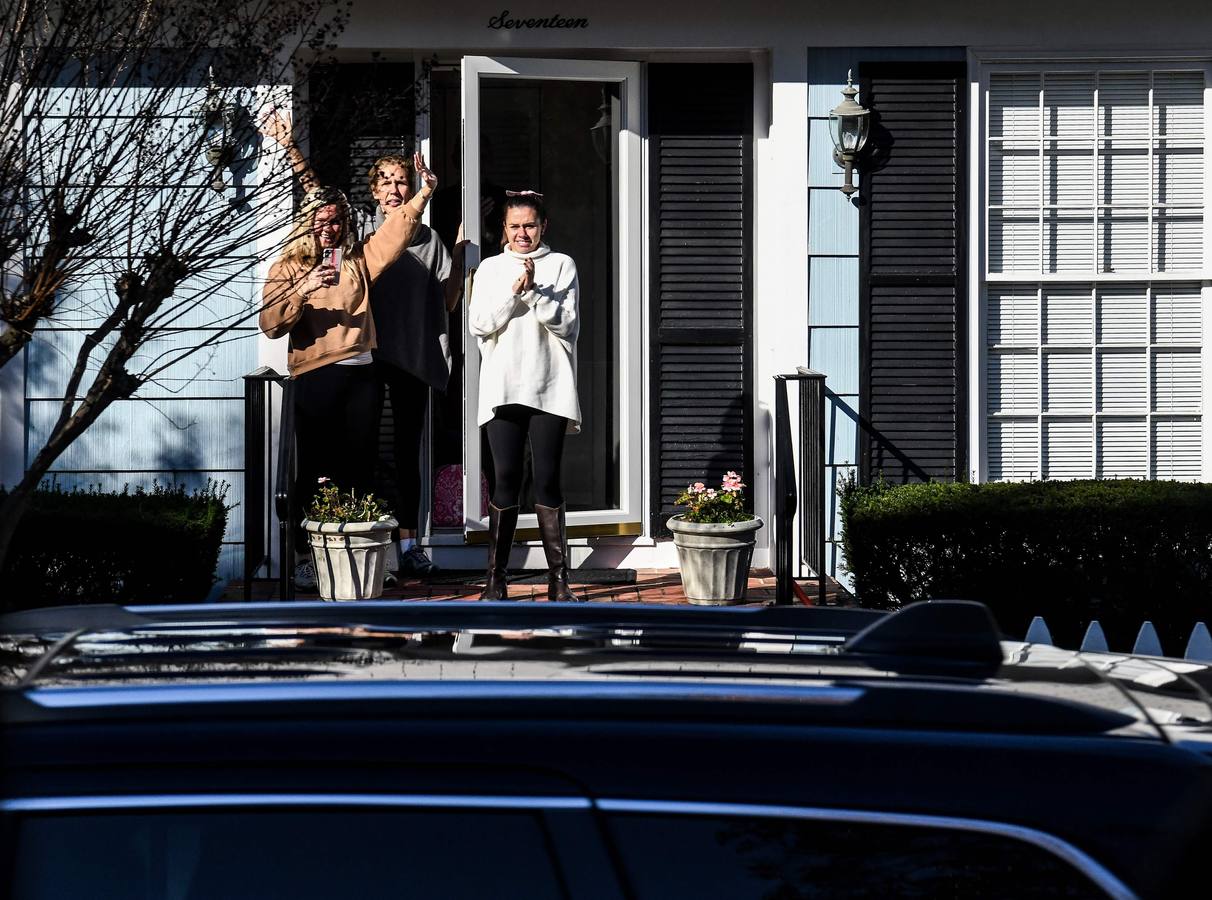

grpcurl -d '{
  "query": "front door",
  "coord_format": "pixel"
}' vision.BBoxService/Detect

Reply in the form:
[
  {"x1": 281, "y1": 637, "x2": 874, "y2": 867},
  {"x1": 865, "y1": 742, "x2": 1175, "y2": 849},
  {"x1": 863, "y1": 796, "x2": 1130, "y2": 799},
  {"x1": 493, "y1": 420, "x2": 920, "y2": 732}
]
[{"x1": 460, "y1": 57, "x2": 643, "y2": 538}]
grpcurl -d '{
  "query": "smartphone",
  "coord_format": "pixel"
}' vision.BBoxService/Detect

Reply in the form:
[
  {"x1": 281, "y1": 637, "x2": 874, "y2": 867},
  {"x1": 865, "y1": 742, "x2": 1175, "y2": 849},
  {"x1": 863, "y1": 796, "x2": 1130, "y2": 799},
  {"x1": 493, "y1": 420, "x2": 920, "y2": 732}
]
[{"x1": 321, "y1": 247, "x2": 342, "y2": 285}]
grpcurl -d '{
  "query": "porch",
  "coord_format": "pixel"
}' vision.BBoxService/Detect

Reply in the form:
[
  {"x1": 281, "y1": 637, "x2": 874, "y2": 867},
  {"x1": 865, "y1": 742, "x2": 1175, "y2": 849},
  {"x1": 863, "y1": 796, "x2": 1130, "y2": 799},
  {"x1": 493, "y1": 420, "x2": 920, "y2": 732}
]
[{"x1": 224, "y1": 570, "x2": 851, "y2": 606}]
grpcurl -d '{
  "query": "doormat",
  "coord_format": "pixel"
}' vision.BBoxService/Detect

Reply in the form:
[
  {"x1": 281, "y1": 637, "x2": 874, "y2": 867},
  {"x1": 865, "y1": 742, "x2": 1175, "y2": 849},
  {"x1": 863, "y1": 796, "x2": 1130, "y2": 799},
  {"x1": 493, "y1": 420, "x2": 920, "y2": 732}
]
[{"x1": 426, "y1": 569, "x2": 637, "y2": 586}]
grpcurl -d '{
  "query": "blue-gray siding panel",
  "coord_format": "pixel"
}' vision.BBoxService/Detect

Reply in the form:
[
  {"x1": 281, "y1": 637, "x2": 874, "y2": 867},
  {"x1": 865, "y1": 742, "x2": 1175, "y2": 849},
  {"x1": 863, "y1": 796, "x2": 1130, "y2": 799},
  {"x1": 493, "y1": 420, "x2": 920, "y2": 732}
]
[
  {"x1": 807, "y1": 46, "x2": 967, "y2": 583},
  {"x1": 27, "y1": 398, "x2": 245, "y2": 472},
  {"x1": 809, "y1": 329, "x2": 860, "y2": 396},
  {"x1": 808, "y1": 258, "x2": 860, "y2": 327}
]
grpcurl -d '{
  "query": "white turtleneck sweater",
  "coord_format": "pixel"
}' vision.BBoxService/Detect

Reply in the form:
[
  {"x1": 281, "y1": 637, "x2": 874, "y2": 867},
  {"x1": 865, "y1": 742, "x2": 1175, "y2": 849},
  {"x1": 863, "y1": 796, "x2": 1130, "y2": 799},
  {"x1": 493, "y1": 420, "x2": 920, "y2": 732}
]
[{"x1": 468, "y1": 244, "x2": 581, "y2": 433}]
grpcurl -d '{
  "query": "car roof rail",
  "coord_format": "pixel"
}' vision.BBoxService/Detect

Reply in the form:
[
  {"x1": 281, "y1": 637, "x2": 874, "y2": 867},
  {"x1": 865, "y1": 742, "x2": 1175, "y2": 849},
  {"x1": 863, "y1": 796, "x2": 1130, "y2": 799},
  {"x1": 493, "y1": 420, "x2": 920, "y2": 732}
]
[
  {"x1": 0, "y1": 602, "x2": 886, "y2": 639},
  {"x1": 844, "y1": 600, "x2": 1005, "y2": 672}
]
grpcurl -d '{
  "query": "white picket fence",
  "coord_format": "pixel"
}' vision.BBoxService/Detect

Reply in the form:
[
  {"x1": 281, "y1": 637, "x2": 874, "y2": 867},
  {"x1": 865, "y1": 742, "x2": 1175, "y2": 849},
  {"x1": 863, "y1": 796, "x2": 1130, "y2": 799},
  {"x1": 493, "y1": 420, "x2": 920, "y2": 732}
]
[{"x1": 1023, "y1": 617, "x2": 1212, "y2": 662}]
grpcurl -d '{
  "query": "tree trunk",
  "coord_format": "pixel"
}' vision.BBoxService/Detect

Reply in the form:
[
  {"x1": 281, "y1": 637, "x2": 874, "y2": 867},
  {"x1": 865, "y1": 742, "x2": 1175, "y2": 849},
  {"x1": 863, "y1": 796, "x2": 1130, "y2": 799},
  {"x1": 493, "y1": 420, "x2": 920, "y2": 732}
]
[{"x1": 0, "y1": 325, "x2": 33, "y2": 370}]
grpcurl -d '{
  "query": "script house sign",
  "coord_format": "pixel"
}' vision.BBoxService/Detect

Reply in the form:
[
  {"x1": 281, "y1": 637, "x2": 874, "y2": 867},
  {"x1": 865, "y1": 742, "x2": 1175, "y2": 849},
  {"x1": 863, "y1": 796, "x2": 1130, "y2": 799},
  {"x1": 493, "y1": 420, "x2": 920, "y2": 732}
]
[{"x1": 488, "y1": 9, "x2": 589, "y2": 28}]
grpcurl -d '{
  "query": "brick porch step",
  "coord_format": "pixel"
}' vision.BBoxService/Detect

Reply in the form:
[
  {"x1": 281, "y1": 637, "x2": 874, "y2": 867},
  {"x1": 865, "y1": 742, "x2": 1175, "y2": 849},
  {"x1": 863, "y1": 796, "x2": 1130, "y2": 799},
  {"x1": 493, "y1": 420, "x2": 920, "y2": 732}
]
[{"x1": 225, "y1": 569, "x2": 850, "y2": 606}]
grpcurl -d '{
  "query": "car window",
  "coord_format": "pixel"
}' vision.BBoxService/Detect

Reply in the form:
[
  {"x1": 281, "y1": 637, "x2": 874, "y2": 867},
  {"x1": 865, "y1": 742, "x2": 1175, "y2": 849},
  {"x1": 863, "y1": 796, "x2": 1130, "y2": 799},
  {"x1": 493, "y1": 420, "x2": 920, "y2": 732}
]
[
  {"x1": 605, "y1": 813, "x2": 1112, "y2": 899},
  {"x1": 10, "y1": 807, "x2": 565, "y2": 900}
]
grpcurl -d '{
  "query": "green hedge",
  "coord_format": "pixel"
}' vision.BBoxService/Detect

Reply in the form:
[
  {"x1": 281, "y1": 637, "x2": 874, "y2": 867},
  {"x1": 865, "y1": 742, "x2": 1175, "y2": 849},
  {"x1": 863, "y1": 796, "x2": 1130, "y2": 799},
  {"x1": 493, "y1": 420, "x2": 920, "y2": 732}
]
[
  {"x1": 840, "y1": 478, "x2": 1212, "y2": 653},
  {"x1": 1, "y1": 483, "x2": 228, "y2": 610}
]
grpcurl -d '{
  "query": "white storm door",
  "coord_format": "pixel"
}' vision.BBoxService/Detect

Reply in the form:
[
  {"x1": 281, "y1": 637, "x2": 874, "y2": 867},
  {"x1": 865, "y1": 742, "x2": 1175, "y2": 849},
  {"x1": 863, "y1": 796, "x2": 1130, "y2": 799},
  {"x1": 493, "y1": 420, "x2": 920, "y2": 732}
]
[{"x1": 461, "y1": 56, "x2": 643, "y2": 537}]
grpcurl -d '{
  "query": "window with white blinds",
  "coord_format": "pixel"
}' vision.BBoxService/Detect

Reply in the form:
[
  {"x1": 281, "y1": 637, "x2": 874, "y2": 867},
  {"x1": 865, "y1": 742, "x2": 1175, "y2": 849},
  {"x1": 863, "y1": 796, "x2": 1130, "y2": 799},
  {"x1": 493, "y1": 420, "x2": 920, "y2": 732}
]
[{"x1": 984, "y1": 64, "x2": 1209, "y2": 481}]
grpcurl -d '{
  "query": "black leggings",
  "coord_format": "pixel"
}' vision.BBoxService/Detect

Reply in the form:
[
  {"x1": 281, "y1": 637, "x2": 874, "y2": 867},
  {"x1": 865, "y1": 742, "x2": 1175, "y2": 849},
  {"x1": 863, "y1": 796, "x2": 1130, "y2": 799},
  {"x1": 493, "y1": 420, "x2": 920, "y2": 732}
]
[
  {"x1": 293, "y1": 363, "x2": 382, "y2": 528},
  {"x1": 377, "y1": 362, "x2": 430, "y2": 531},
  {"x1": 485, "y1": 404, "x2": 568, "y2": 508}
]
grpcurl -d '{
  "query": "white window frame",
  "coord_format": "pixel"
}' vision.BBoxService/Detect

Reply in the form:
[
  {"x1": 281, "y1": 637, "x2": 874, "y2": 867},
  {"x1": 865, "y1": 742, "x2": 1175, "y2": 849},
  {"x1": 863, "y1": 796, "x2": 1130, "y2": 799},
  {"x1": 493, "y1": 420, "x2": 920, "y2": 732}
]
[{"x1": 968, "y1": 52, "x2": 1212, "y2": 483}]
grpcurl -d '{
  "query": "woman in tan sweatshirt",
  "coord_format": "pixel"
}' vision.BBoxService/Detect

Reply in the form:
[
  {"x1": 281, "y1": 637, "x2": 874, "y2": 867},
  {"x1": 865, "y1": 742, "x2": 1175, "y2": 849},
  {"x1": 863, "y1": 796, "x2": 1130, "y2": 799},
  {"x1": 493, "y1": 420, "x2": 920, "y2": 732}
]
[{"x1": 259, "y1": 153, "x2": 435, "y2": 582}]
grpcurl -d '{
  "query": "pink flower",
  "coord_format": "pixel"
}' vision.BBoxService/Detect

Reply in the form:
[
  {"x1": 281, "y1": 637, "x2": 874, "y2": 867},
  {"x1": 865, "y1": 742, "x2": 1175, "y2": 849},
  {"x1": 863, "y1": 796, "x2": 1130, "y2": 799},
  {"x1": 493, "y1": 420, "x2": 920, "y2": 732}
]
[
  {"x1": 721, "y1": 471, "x2": 745, "y2": 492},
  {"x1": 689, "y1": 482, "x2": 706, "y2": 494},
  {"x1": 704, "y1": 488, "x2": 718, "y2": 500},
  {"x1": 317, "y1": 476, "x2": 331, "y2": 484}
]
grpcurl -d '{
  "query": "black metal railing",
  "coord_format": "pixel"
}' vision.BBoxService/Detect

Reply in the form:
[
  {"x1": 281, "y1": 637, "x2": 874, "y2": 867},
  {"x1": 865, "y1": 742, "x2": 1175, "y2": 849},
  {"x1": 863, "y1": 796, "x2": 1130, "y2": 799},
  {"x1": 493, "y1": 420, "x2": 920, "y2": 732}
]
[
  {"x1": 242, "y1": 367, "x2": 295, "y2": 601},
  {"x1": 773, "y1": 368, "x2": 827, "y2": 606}
]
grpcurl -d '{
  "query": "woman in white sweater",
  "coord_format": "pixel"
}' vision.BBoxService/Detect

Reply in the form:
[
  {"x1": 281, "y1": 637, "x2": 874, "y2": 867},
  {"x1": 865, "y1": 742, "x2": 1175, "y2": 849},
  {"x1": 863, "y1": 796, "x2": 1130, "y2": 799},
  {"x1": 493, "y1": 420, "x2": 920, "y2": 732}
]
[{"x1": 467, "y1": 193, "x2": 583, "y2": 602}]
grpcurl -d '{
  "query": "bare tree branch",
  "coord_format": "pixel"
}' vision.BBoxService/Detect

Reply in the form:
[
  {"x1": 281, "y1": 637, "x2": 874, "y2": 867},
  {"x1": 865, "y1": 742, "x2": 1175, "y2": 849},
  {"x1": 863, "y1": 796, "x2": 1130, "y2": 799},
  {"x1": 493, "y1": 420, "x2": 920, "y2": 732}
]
[{"x1": 0, "y1": 0, "x2": 354, "y2": 586}]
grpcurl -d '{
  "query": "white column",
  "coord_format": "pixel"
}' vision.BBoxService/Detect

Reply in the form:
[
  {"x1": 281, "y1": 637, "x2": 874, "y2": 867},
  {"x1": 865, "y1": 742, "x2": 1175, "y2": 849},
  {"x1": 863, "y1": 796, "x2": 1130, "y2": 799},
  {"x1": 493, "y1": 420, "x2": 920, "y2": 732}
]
[{"x1": 752, "y1": 45, "x2": 809, "y2": 569}]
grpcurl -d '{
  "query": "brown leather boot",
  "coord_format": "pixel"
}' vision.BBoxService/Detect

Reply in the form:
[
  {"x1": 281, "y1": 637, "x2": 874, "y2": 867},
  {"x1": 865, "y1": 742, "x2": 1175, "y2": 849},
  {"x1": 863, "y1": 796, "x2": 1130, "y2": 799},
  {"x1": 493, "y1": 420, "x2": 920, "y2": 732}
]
[
  {"x1": 480, "y1": 502, "x2": 519, "y2": 601},
  {"x1": 535, "y1": 502, "x2": 583, "y2": 602}
]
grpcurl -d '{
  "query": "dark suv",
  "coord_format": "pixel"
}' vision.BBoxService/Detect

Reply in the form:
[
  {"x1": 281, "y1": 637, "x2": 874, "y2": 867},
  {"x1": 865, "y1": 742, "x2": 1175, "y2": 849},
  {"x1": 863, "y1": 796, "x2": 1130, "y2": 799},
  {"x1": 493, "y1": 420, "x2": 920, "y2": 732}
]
[{"x1": 4, "y1": 600, "x2": 1212, "y2": 899}]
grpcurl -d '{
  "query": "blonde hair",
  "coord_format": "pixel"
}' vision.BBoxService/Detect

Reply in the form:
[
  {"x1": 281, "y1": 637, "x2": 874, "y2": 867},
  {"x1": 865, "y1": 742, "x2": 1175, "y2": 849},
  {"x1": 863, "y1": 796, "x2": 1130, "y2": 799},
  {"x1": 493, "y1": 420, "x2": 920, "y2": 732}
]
[
  {"x1": 367, "y1": 154, "x2": 415, "y2": 199},
  {"x1": 276, "y1": 185, "x2": 357, "y2": 268}
]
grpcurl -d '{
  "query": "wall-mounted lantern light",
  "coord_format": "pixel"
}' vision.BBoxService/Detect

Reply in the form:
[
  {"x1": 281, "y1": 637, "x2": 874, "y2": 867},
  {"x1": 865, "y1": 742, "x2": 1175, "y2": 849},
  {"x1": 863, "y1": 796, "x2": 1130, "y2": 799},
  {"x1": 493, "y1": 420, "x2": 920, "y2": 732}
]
[
  {"x1": 198, "y1": 66, "x2": 237, "y2": 193},
  {"x1": 828, "y1": 70, "x2": 870, "y2": 197}
]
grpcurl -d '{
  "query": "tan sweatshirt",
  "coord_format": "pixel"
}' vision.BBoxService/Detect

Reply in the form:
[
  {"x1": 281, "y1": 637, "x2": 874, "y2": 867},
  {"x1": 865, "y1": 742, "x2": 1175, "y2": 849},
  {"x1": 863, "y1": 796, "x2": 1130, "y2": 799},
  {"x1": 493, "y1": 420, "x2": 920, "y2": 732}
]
[{"x1": 259, "y1": 188, "x2": 431, "y2": 376}]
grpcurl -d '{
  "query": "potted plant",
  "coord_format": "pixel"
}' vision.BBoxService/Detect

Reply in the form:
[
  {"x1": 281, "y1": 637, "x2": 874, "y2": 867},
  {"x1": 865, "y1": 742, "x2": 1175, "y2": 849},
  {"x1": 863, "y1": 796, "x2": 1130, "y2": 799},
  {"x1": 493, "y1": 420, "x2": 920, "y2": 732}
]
[
  {"x1": 301, "y1": 478, "x2": 398, "y2": 601},
  {"x1": 667, "y1": 472, "x2": 764, "y2": 604}
]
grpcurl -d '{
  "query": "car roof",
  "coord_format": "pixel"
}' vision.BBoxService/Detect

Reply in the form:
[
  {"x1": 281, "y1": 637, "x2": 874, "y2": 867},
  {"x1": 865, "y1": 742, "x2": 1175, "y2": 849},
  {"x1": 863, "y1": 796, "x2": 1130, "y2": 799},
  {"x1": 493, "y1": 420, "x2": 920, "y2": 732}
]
[{"x1": 4, "y1": 599, "x2": 1212, "y2": 742}]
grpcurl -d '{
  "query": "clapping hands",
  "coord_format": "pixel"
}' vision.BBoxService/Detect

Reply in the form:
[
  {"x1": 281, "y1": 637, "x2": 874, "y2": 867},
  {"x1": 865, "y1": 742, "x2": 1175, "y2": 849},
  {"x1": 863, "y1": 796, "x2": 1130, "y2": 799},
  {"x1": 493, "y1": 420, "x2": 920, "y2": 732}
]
[{"x1": 512, "y1": 257, "x2": 535, "y2": 295}]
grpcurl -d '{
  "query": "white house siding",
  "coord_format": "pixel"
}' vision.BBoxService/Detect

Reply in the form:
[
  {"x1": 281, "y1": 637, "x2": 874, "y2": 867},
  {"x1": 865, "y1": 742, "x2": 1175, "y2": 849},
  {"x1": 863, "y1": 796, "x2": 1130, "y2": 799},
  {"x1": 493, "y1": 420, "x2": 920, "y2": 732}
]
[{"x1": 13, "y1": 78, "x2": 263, "y2": 583}]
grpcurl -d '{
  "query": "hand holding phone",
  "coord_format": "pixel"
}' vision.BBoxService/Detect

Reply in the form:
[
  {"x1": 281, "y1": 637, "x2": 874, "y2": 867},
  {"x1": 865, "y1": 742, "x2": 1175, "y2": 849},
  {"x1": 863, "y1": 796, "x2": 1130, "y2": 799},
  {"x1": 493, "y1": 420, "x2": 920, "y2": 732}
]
[{"x1": 321, "y1": 247, "x2": 342, "y2": 285}]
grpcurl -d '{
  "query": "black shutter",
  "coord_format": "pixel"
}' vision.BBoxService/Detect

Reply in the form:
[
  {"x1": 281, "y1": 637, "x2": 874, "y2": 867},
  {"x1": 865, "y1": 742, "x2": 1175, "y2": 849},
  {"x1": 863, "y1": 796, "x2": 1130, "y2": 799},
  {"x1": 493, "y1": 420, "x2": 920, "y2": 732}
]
[
  {"x1": 859, "y1": 62, "x2": 967, "y2": 484},
  {"x1": 307, "y1": 62, "x2": 416, "y2": 197},
  {"x1": 649, "y1": 64, "x2": 754, "y2": 534}
]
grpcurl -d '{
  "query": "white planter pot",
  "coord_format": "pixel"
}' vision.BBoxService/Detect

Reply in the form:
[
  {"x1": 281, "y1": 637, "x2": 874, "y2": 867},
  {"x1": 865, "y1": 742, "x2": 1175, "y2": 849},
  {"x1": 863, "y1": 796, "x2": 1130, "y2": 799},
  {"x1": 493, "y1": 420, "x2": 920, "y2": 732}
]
[
  {"x1": 302, "y1": 517, "x2": 398, "y2": 601},
  {"x1": 667, "y1": 515, "x2": 764, "y2": 605}
]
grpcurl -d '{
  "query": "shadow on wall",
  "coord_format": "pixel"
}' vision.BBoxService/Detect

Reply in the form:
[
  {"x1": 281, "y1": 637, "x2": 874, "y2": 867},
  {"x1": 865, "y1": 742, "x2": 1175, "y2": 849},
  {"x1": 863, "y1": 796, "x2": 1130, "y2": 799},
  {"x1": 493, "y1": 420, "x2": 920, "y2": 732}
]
[
  {"x1": 225, "y1": 99, "x2": 261, "y2": 212},
  {"x1": 826, "y1": 388, "x2": 928, "y2": 484},
  {"x1": 698, "y1": 391, "x2": 749, "y2": 504},
  {"x1": 155, "y1": 426, "x2": 204, "y2": 474},
  {"x1": 655, "y1": 391, "x2": 750, "y2": 538}
]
